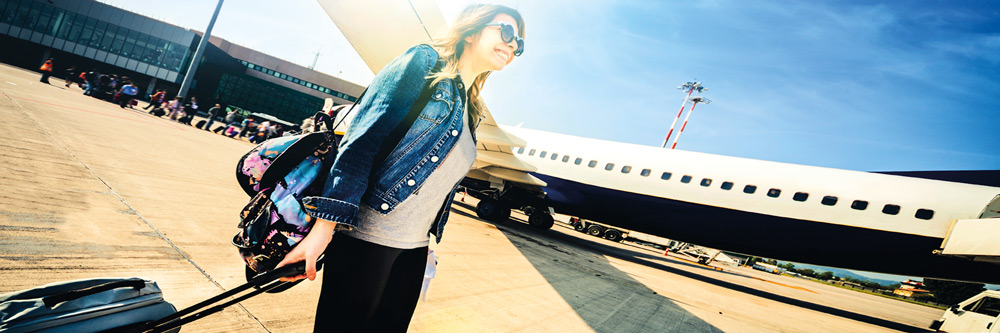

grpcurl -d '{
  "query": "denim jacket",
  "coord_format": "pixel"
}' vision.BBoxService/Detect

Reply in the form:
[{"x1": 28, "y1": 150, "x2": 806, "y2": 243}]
[{"x1": 302, "y1": 44, "x2": 477, "y2": 243}]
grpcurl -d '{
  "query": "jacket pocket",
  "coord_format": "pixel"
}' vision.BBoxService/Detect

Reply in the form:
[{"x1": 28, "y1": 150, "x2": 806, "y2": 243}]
[{"x1": 418, "y1": 87, "x2": 454, "y2": 124}]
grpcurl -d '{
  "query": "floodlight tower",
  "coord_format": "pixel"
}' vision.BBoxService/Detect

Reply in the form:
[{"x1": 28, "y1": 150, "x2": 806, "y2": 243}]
[
  {"x1": 670, "y1": 96, "x2": 711, "y2": 149},
  {"x1": 661, "y1": 81, "x2": 707, "y2": 148},
  {"x1": 178, "y1": 0, "x2": 225, "y2": 99}
]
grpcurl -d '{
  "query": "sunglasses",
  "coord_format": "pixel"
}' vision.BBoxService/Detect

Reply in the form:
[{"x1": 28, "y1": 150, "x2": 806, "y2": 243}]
[{"x1": 484, "y1": 22, "x2": 524, "y2": 57}]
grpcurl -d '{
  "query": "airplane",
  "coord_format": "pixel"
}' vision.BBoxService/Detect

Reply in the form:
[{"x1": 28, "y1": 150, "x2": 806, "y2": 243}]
[{"x1": 315, "y1": 0, "x2": 1000, "y2": 284}]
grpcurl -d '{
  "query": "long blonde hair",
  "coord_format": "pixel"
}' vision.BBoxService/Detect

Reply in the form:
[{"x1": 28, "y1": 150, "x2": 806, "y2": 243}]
[{"x1": 429, "y1": 4, "x2": 524, "y2": 128}]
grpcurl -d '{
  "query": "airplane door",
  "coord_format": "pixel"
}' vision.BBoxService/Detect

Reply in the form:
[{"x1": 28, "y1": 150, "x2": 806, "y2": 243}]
[{"x1": 941, "y1": 296, "x2": 1000, "y2": 332}]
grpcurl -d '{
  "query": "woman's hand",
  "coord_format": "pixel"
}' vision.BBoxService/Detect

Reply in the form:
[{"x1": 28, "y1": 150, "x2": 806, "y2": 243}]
[{"x1": 275, "y1": 218, "x2": 337, "y2": 282}]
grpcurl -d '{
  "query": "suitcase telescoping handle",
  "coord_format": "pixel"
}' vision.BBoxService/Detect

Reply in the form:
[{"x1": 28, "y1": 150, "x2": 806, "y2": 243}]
[
  {"x1": 42, "y1": 278, "x2": 146, "y2": 308},
  {"x1": 140, "y1": 259, "x2": 320, "y2": 333}
]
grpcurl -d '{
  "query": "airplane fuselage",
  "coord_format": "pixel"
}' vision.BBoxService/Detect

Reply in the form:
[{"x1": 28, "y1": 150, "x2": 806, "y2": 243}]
[{"x1": 502, "y1": 126, "x2": 1000, "y2": 284}]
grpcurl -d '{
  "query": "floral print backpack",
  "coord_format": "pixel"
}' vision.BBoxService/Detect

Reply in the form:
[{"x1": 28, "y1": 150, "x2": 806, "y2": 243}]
[{"x1": 232, "y1": 131, "x2": 338, "y2": 291}]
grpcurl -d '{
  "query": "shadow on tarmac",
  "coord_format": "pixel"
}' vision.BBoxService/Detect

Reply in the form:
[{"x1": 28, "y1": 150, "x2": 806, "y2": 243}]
[
  {"x1": 451, "y1": 202, "x2": 927, "y2": 333},
  {"x1": 451, "y1": 201, "x2": 722, "y2": 332}
]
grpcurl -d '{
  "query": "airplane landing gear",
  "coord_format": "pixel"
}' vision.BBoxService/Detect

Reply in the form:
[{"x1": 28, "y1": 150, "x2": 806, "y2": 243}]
[
  {"x1": 528, "y1": 211, "x2": 554, "y2": 230},
  {"x1": 476, "y1": 198, "x2": 510, "y2": 223}
]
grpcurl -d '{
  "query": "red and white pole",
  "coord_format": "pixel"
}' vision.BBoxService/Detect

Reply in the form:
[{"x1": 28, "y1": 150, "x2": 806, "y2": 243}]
[
  {"x1": 662, "y1": 86, "x2": 695, "y2": 148},
  {"x1": 670, "y1": 99, "x2": 701, "y2": 149}
]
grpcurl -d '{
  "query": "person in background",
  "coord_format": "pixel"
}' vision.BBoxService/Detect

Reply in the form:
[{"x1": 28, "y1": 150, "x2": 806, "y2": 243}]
[
  {"x1": 83, "y1": 69, "x2": 99, "y2": 96},
  {"x1": 216, "y1": 109, "x2": 238, "y2": 134},
  {"x1": 205, "y1": 104, "x2": 222, "y2": 131},
  {"x1": 238, "y1": 118, "x2": 255, "y2": 138},
  {"x1": 179, "y1": 97, "x2": 198, "y2": 125},
  {"x1": 63, "y1": 66, "x2": 77, "y2": 88},
  {"x1": 39, "y1": 58, "x2": 53, "y2": 84},
  {"x1": 168, "y1": 96, "x2": 184, "y2": 120},
  {"x1": 145, "y1": 90, "x2": 166, "y2": 110},
  {"x1": 118, "y1": 82, "x2": 139, "y2": 108}
]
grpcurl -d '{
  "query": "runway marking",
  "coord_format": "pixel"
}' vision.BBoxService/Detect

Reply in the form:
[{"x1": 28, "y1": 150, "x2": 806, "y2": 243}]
[
  {"x1": 750, "y1": 276, "x2": 818, "y2": 294},
  {"x1": 13, "y1": 96, "x2": 181, "y2": 130}
]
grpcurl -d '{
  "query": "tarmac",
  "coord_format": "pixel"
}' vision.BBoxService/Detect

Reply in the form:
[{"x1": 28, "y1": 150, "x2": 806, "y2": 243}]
[{"x1": 0, "y1": 62, "x2": 944, "y2": 332}]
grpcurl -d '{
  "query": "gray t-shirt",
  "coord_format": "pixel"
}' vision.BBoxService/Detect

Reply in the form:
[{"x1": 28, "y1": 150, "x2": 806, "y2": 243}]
[{"x1": 343, "y1": 110, "x2": 477, "y2": 249}]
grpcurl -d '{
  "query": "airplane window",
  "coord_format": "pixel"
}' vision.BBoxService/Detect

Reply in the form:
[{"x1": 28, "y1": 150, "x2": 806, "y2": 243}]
[
  {"x1": 540, "y1": 151, "x2": 547, "y2": 158},
  {"x1": 821, "y1": 196, "x2": 838, "y2": 206},
  {"x1": 621, "y1": 166, "x2": 632, "y2": 173},
  {"x1": 588, "y1": 160, "x2": 597, "y2": 168},
  {"x1": 767, "y1": 188, "x2": 781, "y2": 198},
  {"x1": 517, "y1": 147, "x2": 524, "y2": 154},
  {"x1": 641, "y1": 169, "x2": 651, "y2": 177},
  {"x1": 882, "y1": 204, "x2": 900, "y2": 215},
  {"x1": 681, "y1": 175, "x2": 692, "y2": 183},
  {"x1": 661, "y1": 172, "x2": 672, "y2": 180},
  {"x1": 744, "y1": 185, "x2": 757, "y2": 194},
  {"x1": 793, "y1": 192, "x2": 808, "y2": 202},
  {"x1": 575, "y1": 158, "x2": 583, "y2": 165},
  {"x1": 721, "y1": 182, "x2": 733, "y2": 190},
  {"x1": 562, "y1": 156, "x2": 570, "y2": 162},
  {"x1": 551, "y1": 153, "x2": 558, "y2": 160},
  {"x1": 605, "y1": 163, "x2": 615, "y2": 171},
  {"x1": 851, "y1": 200, "x2": 868, "y2": 210},
  {"x1": 915, "y1": 209, "x2": 934, "y2": 220},
  {"x1": 700, "y1": 178, "x2": 712, "y2": 187},
  {"x1": 529, "y1": 149, "x2": 536, "y2": 156}
]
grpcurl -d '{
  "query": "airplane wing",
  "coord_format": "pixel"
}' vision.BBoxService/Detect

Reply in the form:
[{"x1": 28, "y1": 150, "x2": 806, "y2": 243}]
[{"x1": 317, "y1": 0, "x2": 546, "y2": 189}]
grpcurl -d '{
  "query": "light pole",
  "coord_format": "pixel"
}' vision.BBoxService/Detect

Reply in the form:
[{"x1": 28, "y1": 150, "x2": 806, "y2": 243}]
[
  {"x1": 178, "y1": 0, "x2": 224, "y2": 99},
  {"x1": 662, "y1": 81, "x2": 707, "y2": 148},
  {"x1": 670, "y1": 96, "x2": 711, "y2": 149}
]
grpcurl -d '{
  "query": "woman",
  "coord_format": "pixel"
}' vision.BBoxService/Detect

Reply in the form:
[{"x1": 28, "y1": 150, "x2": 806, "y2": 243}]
[{"x1": 276, "y1": 4, "x2": 525, "y2": 331}]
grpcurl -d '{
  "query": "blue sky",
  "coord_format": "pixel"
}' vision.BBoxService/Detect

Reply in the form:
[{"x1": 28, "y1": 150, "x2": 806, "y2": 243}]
[{"x1": 101, "y1": 0, "x2": 1000, "y2": 172}]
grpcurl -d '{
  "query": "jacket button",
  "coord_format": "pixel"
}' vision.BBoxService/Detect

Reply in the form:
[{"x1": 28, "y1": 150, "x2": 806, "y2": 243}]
[
  {"x1": 380, "y1": 203, "x2": 389, "y2": 210},
  {"x1": 407, "y1": 179, "x2": 416, "y2": 186},
  {"x1": 451, "y1": 130, "x2": 458, "y2": 136},
  {"x1": 430, "y1": 156, "x2": 439, "y2": 163}
]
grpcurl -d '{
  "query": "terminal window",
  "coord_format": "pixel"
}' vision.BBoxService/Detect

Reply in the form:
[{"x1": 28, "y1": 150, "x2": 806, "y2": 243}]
[
  {"x1": 721, "y1": 181, "x2": 733, "y2": 190},
  {"x1": 915, "y1": 209, "x2": 934, "y2": 220},
  {"x1": 681, "y1": 175, "x2": 692, "y2": 183},
  {"x1": 851, "y1": 200, "x2": 868, "y2": 210},
  {"x1": 621, "y1": 166, "x2": 632, "y2": 173},
  {"x1": 588, "y1": 160, "x2": 597, "y2": 168},
  {"x1": 661, "y1": 172, "x2": 672, "y2": 180},
  {"x1": 605, "y1": 163, "x2": 615, "y2": 171},
  {"x1": 882, "y1": 204, "x2": 900, "y2": 215},
  {"x1": 793, "y1": 192, "x2": 808, "y2": 202},
  {"x1": 821, "y1": 196, "x2": 838, "y2": 206},
  {"x1": 640, "y1": 169, "x2": 651, "y2": 177},
  {"x1": 744, "y1": 185, "x2": 757, "y2": 194},
  {"x1": 767, "y1": 188, "x2": 781, "y2": 198}
]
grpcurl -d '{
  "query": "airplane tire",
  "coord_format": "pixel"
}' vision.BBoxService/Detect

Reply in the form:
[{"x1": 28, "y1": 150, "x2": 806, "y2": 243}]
[
  {"x1": 476, "y1": 199, "x2": 508, "y2": 223},
  {"x1": 586, "y1": 225, "x2": 605, "y2": 237},
  {"x1": 528, "y1": 213, "x2": 554, "y2": 230},
  {"x1": 573, "y1": 221, "x2": 586, "y2": 232},
  {"x1": 604, "y1": 229, "x2": 623, "y2": 242}
]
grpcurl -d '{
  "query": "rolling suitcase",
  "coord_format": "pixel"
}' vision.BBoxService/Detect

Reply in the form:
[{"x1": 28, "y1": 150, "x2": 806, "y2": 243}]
[{"x1": 0, "y1": 263, "x2": 308, "y2": 332}]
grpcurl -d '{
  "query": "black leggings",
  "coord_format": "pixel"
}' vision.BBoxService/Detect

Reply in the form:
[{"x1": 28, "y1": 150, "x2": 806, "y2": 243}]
[{"x1": 315, "y1": 232, "x2": 428, "y2": 332}]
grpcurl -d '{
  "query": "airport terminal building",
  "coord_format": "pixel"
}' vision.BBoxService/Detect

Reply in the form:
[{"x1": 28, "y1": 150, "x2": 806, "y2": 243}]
[{"x1": 0, "y1": 0, "x2": 364, "y2": 124}]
